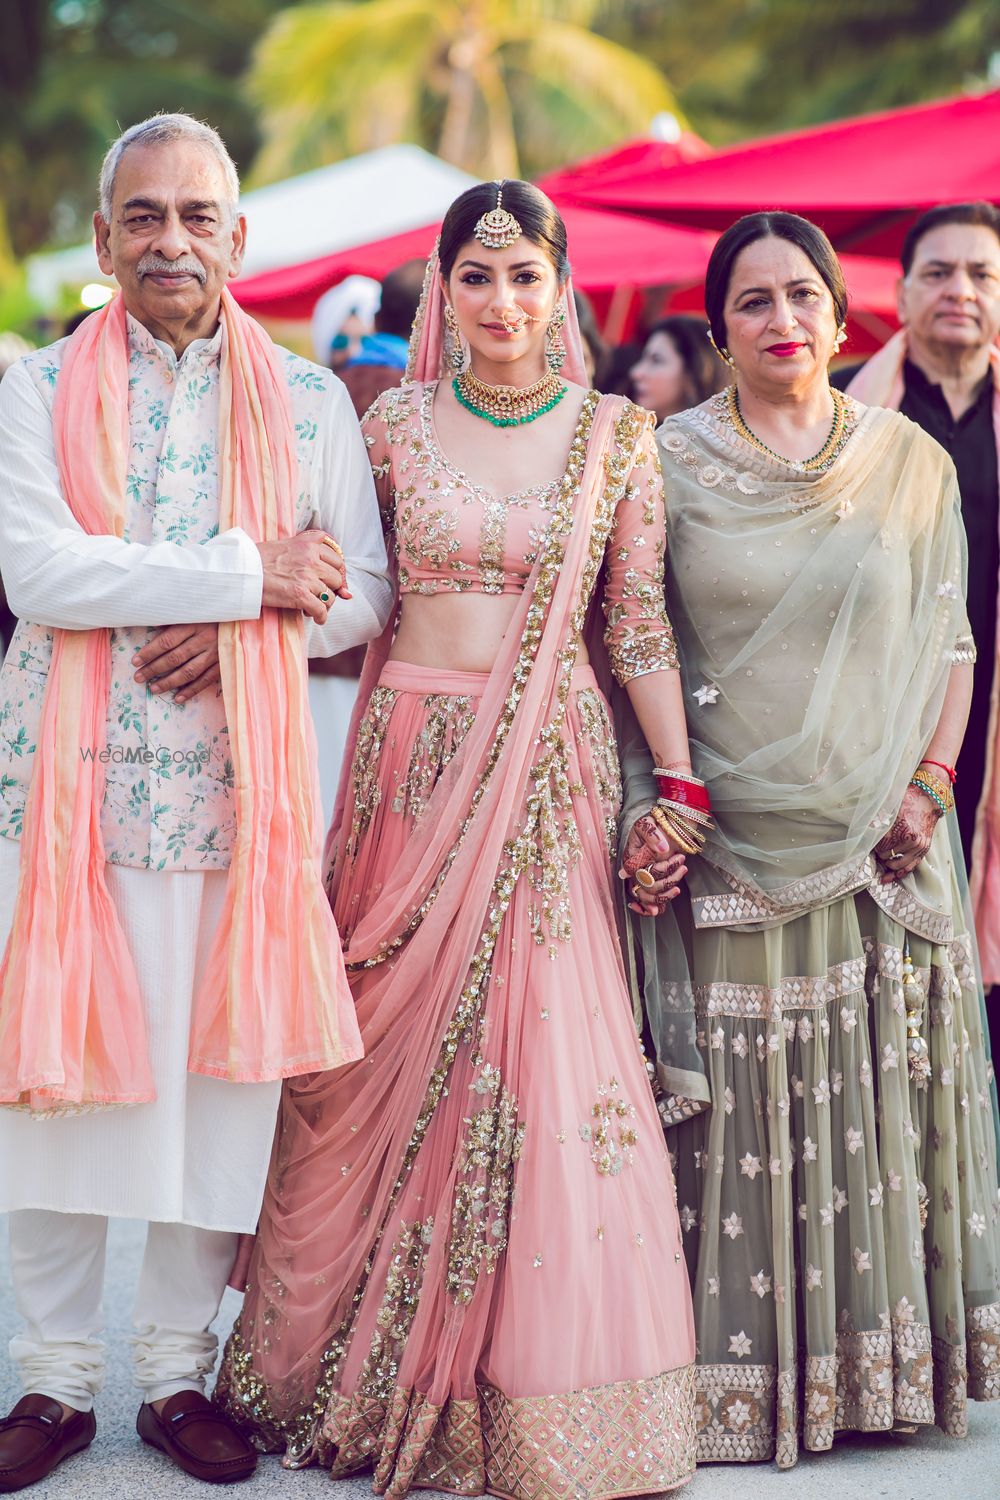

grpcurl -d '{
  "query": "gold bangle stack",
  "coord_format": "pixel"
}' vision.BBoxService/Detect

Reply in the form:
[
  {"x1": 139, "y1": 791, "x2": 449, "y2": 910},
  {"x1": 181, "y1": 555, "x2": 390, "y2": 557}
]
[{"x1": 649, "y1": 803, "x2": 705, "y2": 855}]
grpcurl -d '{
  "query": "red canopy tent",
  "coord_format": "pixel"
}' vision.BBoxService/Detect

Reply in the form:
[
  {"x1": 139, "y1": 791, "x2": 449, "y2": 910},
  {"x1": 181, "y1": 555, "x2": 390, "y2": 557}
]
[{"x1": 552, "y1": 90, "x2": 1000, "y2": 256}]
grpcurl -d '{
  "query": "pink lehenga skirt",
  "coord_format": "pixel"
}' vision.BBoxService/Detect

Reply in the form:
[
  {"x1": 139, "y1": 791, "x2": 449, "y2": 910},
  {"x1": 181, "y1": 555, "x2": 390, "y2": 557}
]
[{"x1": 216, "y1": 660, "x2": 697, "y2": 1499}]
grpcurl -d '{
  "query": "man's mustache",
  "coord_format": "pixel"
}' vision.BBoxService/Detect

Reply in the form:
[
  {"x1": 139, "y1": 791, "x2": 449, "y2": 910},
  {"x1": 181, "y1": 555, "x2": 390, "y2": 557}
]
[{"x1": 136, "y1": 253, "x2": 207, "y2": 285}]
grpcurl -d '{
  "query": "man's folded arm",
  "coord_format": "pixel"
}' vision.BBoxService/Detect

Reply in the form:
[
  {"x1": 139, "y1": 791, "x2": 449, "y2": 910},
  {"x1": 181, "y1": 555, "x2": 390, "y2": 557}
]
[{"x1": 0, "y1": 361, "x2": 263, "y2": 631}]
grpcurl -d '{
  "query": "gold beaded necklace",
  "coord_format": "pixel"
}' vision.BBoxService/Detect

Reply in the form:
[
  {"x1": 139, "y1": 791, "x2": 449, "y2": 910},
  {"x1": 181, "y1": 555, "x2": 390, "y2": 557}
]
[
  {"x1": 454, "y1": 367, "x2": 567, "y2": 428},
  {"x1": 725, "y1": 383, "x2": 848, "y2": 472}
]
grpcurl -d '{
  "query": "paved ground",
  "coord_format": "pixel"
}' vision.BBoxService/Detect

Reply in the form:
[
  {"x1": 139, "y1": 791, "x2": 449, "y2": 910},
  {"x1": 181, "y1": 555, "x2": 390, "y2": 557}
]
[{"x1": 0, "y1": 1217, "x2": 995, "y2": 1500}]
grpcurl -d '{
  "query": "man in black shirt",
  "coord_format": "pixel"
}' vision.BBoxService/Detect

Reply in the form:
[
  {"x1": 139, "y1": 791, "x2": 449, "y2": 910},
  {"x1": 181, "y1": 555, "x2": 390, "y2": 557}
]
[{"x1": 837, "y1": 202, "x2": 1000, "y2": 1060}]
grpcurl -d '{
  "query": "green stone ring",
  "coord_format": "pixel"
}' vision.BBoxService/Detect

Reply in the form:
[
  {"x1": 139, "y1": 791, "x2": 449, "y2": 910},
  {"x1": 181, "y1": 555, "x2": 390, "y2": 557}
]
[{"x1": 320, "y1": 592, "x2": 330, "y2": 603}]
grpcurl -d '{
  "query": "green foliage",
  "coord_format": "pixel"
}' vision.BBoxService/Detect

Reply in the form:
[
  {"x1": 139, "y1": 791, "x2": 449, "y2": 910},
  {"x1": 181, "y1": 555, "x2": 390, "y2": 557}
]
[
  {"x1": 0, "y1": 0, "x2": 294, "y2": 257},
  {"x1": 247, "y1": 0, "x2": 679, "y2": 184}
]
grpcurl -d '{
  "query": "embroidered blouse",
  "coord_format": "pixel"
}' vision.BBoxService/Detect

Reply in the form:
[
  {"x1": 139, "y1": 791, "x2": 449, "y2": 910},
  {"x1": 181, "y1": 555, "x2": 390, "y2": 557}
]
[{"x1": 362, "y1": 382, "x2": 679, "y2": 684}]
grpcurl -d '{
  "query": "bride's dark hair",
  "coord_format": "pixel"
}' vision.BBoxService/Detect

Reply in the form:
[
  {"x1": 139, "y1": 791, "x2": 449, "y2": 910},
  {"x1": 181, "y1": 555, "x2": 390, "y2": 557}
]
[{"x1": 438, "y1": 181, "x2": 570, "y2": 285}]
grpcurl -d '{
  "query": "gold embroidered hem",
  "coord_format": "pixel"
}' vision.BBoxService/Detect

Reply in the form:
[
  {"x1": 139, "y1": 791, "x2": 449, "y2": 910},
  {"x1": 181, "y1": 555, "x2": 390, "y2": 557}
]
[{"x1": 300, "y1": 1369, "x2": 697, "y2": 1498}]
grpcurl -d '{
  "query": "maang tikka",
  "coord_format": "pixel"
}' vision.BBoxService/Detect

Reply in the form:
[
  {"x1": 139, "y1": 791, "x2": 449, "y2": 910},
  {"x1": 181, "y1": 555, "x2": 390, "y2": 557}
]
[{"x1": 474, "y1": 181, "x2": 523, "y2": 250}]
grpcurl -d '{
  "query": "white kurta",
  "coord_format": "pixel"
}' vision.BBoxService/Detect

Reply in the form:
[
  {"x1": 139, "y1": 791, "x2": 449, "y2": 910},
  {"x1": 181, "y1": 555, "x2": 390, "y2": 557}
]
[
  {"x1": 0, "y1": 840, "x2": 277, "y2": 1231},
  {"x1": 0, "y1": 318, "x2": 393, "y2": 1226}
]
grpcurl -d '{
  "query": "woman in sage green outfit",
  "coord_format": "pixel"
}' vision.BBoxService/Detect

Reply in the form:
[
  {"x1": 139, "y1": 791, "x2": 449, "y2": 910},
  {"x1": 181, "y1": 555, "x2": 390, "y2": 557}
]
[{"x1": 621, "y1": 212, "x2": 1000, "y2": 1469}]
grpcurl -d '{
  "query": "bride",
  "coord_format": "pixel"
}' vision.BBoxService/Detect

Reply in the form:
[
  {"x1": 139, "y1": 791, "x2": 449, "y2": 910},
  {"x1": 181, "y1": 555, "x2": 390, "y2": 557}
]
[{"x1": 216, "y1": 180, "x2": 703, "y2": 1499}]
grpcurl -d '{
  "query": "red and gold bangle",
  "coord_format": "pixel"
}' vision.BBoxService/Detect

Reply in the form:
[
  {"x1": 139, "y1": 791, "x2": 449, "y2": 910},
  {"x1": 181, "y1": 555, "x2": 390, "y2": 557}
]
[
  {"x1": 649, "y1": 804, "x2": 703, "y2": 855},
  {"x1": 655, "y1": 776, "x2": 712, "y2": 815},
  {"x1": 920, "y1": 759, "x2": 957, "y2": 785}
]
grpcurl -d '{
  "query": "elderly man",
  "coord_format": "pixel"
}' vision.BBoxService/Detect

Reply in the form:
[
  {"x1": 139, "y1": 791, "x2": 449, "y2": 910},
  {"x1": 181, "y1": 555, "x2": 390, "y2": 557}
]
[
  {"x1": 844, "y1": 202, "x2": 1000, "y2": 1062},
  {"x1": 0, "y1": 114, "x2": 392, "y2": 1490}
]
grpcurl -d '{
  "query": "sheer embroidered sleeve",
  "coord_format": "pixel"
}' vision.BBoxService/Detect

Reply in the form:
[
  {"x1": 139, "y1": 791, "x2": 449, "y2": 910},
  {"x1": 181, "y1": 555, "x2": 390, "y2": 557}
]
[
  {"x1": 602, "y1": 411, "x2": 680, "y2": 685},
  {"x1": 360, "y1": 391, "x2": 396, "y2": 535}
]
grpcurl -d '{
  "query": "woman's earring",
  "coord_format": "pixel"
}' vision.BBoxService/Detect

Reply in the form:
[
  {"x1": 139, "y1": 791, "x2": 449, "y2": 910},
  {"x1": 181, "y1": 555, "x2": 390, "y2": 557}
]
[
  {"x1": 706, "y1": 329, "x2": 735, "y2": 368},
  {"x1": 545, "y1": 304, "x2": 567, "y2": 374},
  {"x1": 833, "y1": 323, "x2": 848, "y2": 353},
  {"x1": 444, "y1": 304, "x2": 467, "y2": 372}
]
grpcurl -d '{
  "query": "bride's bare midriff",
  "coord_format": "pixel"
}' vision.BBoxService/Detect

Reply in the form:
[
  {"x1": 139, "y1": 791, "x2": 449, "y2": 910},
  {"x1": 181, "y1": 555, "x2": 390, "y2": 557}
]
[{"x1": 388, "y1": 592, "x2": 588, "y2": 674}]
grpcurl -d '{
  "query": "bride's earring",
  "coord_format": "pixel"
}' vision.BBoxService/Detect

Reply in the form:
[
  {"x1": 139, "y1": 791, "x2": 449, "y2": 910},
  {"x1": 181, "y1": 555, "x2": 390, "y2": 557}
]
[
  {"x1": 545, "y1": 304, "x2": 567, "y2": 374},
  {"x1": 444, "y1": 304, "x2": 467, "y2": 372},
  {"x1": 833, "y1": 322, "x2": 848, "y2": 353}
]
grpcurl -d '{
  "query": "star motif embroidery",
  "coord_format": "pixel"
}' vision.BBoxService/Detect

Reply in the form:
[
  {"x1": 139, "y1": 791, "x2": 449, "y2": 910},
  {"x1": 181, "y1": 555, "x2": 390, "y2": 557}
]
[
  {"x1": 739, "y1": 1152, "x2": 762, "y2": 1180},
  {"x1": 769, "y1": 1156, "x2": 783, "y2": 1177},
  {"x1": 722, "y1": 1212, "x2": 744, "y2": 1240},
  {"x1": 881, "y1": 1042, "x2": 899, "y2": 1072},
  {"x1": 707, "y1": 1276, "x2": 720, "y2": 1297},
  {"x1": 802, "y1": 1136, "x2": 818, "y2": 1164},
  {"x1": 853, "y1": 1246, "x2": 872, "y2": 1274},
  {"x1": 833, "y1": 1187, "x2": 849, "y2": 1213},
  {"x1": 967, "y1": 1211, "x2": 986, "y2": 1239},
  {"x1": 841, "y1": 1006, "x2": 858, "y2": 1032},
  {"x1": 858, "y1": 1058, "x2": 873, "y2": 1088},
  {"x1": 709, "y1": 1027, "x2": 725, "y2": 1051},
  {"x1": 680, "y1": 1205, "x2": 697, "y2": 1232},
  {"x1": 723, "y1": 1087, "x2": 736, "y2": 1115},
  {"x1": 731, "y1": 1031, "x2": 749, "y2": 1059},
  {"x1": 894, "y1": 1296, "x2": 915, "y2": 1324},
  {"x1": 869, "y1": 1182, "x2": 884, "y2": 1208},
  {"x1": 729, "y1": 1330, "x2": 753, "y2": 1359},
  {"x1": 844, "y1": 1126, "x2": 864, "y2": 1156},
  {"x1": 886, "y1": 1169, "x2": 902, "y2": 1192},
  {"x1": 806, "y1": 1263, "x2": 823, "y2": 1291},
  {"x1": 812, "y1": 1077, "x2": 831, "y2": 1106},
  {"x1": 693, "y1": 683, "x2": 720, "y2": 707},
  {"x1": 820, "y1": 1202, "x2": 834, "y2": 1228},
  {"x1": 750, "y1": 1270, "x2": 772, "y2": 1299}
]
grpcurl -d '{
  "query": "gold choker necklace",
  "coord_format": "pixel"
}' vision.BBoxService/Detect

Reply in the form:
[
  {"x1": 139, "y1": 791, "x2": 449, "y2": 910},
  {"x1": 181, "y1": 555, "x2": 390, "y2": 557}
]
[
  {"x1": 454, "y1": 368, "x2": 567, "y2": 428},
  {"x1": 725, "y1": 384, "x2": 848, "y2": 471}
]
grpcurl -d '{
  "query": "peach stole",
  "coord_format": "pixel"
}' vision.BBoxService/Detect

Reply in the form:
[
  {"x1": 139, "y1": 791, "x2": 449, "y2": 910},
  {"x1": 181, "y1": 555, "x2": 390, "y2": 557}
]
[
  {"x1": 0, "y1": 290, "x2": 361, "y2": 1113},
  {"x1": 848, "y1": 333, "x2": 1000, "y2": 979}
]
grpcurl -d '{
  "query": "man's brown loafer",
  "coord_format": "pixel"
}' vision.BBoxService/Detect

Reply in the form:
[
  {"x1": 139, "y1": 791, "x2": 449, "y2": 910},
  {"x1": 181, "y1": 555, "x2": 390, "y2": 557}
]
[
  {"x1": 0, "y1": 1395, "x2": 96, "y2": 1493},
  {"x1": 137, "y1": 1390, "x2": 257, "y2": 1484}
]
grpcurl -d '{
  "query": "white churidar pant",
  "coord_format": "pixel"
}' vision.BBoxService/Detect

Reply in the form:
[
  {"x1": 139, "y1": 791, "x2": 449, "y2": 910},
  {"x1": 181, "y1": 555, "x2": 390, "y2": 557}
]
[{"x1": 8, "y1": 1210, "x2": 237, "y2": 1411}]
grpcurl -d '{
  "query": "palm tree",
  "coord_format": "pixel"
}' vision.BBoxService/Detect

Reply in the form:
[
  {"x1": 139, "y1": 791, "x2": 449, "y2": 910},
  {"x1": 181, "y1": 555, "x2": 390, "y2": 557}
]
[{"x1": 247, "y1": 0, "x2": 680, "y2": 183}]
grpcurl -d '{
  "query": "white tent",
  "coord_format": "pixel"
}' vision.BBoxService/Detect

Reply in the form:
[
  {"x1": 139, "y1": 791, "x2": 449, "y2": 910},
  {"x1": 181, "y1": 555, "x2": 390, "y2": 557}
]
[{"x1": 27, "y1": 144, "x2": 476, "y2": 306}]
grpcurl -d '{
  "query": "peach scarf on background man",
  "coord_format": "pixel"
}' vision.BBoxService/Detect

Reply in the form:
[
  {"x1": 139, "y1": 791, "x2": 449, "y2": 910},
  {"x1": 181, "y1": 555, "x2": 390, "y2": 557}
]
[
  {"x1": 848, "y1": 332, "x2": 1000, "y2": 978},
  {"x1": 0, "y1": 289, "x2": 361, "y2": 1113}
]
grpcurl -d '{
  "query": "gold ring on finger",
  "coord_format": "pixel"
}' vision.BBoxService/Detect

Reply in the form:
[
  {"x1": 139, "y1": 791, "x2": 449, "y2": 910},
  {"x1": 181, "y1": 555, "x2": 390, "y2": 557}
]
[
  {"x1": 323, "y1": 535, "x2": 344, "y2": 557},
  {"x1": 634, "y1": 867, "x2": 656, "y2": 889}
]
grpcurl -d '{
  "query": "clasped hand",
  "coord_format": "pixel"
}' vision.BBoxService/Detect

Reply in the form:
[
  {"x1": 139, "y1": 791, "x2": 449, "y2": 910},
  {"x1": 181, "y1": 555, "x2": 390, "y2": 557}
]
[
  {"x1": 619, "y1": 811, "x2": 690, "y2": 917},
  {"x1": 873, "y1": 785, "x2": 939, "y2": 884},
  {"x1": 133, "y1": 529, "x2": 348, "y2": 702}
]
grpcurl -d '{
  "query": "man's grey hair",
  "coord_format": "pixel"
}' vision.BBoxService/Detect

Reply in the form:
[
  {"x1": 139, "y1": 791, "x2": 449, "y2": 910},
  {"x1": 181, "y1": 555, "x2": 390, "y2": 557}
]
[{"x1": 98, "y1": 113, "x2": 240, "y2": 223}]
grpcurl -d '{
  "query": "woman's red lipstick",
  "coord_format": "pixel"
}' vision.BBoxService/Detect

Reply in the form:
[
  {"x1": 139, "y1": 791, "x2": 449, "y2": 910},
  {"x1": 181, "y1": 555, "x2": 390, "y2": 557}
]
[{"x1": 765, "y1": 342, "x2": 805, "y2": 357}]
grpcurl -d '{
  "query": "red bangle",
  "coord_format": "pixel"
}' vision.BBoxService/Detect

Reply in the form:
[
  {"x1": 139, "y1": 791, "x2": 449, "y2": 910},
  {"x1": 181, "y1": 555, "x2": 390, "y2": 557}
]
[
  {"x1": 656, "y1": 775, "x2": 712, "y2": 813},
  {"x1": 920, "y1": 759, "x2": 957, "y2": 785}
]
